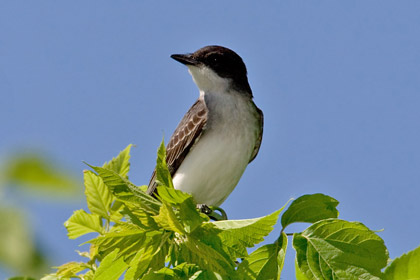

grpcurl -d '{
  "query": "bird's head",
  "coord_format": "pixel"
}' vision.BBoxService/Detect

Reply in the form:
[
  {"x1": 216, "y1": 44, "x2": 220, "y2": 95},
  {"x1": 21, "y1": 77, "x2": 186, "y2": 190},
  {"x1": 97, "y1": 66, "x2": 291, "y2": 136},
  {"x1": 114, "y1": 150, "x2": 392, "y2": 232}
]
[{"x1": 171, "y1": 45, "x2": 252, "y2": 95}]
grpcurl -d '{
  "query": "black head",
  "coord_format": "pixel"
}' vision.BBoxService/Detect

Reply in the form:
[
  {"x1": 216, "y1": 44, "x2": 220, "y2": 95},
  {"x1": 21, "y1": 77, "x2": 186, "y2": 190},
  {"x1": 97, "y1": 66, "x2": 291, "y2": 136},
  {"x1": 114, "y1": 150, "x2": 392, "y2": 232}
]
[{"x1": 171, "y1": 45, "x2": 252, "y2": 94}]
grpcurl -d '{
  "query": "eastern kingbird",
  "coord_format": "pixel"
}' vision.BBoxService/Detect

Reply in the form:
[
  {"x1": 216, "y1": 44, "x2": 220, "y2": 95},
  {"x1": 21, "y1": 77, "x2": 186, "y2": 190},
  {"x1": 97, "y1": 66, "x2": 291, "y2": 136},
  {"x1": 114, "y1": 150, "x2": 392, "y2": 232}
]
[{"x1": 147, "y1": 45, "x2": 263, "y2": 207}]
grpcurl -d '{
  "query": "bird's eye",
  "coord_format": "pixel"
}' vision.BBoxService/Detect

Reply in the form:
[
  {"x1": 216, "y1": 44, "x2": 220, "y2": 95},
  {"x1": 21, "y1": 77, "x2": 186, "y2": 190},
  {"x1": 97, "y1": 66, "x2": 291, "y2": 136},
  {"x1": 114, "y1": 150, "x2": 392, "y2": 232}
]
[{"x1": 207, "y1": 55, "x2": 218, "y2": 64}]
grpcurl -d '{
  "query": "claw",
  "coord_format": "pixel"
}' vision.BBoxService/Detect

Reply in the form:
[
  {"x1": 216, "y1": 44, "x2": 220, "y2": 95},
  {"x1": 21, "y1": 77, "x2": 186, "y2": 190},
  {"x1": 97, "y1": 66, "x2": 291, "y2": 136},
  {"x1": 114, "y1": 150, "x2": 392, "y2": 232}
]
[{"x1": 197, "y1": 204, "x2": 228, "y2": 221}]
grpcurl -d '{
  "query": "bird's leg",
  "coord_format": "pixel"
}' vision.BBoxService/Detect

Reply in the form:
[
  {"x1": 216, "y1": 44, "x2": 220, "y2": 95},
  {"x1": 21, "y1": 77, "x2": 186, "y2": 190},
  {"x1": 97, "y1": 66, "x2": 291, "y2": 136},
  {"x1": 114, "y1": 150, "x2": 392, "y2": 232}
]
[{"x1": 197, "y1": 204, "x2": 228, "y2": 221}]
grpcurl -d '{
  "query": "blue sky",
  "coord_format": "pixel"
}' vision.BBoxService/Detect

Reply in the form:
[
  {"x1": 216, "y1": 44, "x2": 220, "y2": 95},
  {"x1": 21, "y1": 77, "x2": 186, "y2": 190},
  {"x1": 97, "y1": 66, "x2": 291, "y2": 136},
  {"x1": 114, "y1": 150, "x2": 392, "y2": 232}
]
[{"x1": 1, "y1": 1, "x2": 420, "y2": 278}]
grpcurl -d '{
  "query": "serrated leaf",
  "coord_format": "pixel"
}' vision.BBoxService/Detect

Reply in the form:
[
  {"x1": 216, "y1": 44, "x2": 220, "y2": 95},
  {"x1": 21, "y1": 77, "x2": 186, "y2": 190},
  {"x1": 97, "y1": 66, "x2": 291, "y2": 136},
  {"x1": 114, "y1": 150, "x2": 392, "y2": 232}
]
[
  {"x1": 54, "y1": 261, "x2": 90, "y2": 278},
  {"x1": 141, "y1": 267, "x2": 175, "y2": 280},
  {"x1": 293, "y1": 219, "x2": 388, "y2": 280},
  {"x1": 213, "y1": 208, "x2": 283, "y2": 258},
  {"x1": 141, "y1": 263, "x2": 215, "y2": 280},
  {"x1": 154, "y1": 188, "x2": 204, "y2": 234},
  {"x1": 384, "y1": 245, "x2": 420, "y2": 280},
  {"x1": 88, "y1": 223, "x2": 146, "y2": 258},
  {"x1": 176, "y1": 235, "x2": 235, "y2": 276},
  {"x1": 124, "y1": 247, "x2": 153, "y2": 280},
  {"x1": 93, "y1": 249, "x2": 128, "y2": 280},
  {"x1": 119, "y1": 206, "x2": 159, "y2": 231},
  {"x1": 237, "y1": 232, "x2": 287, "y2": 280},
  {"x1": 80, "y1": 270, "x2": 94, "y2": 280},
  {"x1": 153, "y1": 202, "x2": 185, "y2": 234},
  {"x1": 64, "y1": 209, "x2": 103, "y2": 239},
  {"x1": 86, "y1": 164, "x2": 161, "y2": 215},
  {"x1": 124, "y1": 232, "x2": 170, "y2": 280},
  {"x1": 84, "y1": 171, "x2": 113, "y2": 218},
  {"x1": 155, "y1": 139, "x2": 174, "y2": 189},
  {"x1": 157, "y1": 185, "x2": 191, "y2": 204},
  {"x1": 102, "y1": 144, "x2": 133, "y2": 178},
  {"x1": 281, "y1": 193, "x2": 339, "y2": 230},
  {"x1": 178, "y1": 197, "x2": 205, "y2": 233},
  {"x1": 171, "y1": 263, "x2": 201, "y2": 278}
]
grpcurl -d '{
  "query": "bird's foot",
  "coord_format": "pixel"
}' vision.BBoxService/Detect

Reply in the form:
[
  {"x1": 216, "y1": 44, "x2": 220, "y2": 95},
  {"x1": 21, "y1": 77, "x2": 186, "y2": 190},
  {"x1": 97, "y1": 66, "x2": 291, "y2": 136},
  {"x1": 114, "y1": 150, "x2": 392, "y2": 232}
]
[{"x1": 197, "y1": 204, "x2": 228, "y2": 221}]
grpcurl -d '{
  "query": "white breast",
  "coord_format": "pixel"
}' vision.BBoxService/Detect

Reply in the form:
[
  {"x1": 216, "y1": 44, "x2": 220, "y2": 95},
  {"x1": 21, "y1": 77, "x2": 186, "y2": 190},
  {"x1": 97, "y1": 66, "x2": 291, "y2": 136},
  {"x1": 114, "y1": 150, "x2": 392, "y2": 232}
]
[{"x1": 172, "y1": 90, "x2": 260, "y2": 206}]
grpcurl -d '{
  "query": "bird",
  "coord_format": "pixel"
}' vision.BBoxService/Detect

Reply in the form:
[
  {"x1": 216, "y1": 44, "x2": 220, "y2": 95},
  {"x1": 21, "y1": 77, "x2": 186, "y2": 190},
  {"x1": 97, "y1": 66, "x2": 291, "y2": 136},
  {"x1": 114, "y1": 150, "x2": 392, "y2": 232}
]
[{"x1": 147, "y1": 45, "x2": 263, "y2": 209}]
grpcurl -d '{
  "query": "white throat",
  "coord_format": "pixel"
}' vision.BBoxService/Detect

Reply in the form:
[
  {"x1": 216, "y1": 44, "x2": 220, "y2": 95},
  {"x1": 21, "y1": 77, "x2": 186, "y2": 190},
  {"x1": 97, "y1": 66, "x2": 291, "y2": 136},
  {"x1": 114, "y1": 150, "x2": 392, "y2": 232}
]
[{"x1": 188, "y1": 65, "x2": 231, "y2": 95}]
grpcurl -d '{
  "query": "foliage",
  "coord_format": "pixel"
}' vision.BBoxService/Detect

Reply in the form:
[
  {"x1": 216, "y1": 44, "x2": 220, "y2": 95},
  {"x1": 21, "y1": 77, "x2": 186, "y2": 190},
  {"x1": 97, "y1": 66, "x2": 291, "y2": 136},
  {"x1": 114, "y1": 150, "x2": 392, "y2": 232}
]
[
  {"x1": 0, "y1": 152, "x2": 81, "y2": 279},
  {"x1": 1, "y1": 153, "x2": 80, "y2": 194},
  {"x1": 383, "y1": 245, "x2": 420, "y2": 280},
  {"x1": 19, "y1": 142, "x2": 418, "y2": 280}
]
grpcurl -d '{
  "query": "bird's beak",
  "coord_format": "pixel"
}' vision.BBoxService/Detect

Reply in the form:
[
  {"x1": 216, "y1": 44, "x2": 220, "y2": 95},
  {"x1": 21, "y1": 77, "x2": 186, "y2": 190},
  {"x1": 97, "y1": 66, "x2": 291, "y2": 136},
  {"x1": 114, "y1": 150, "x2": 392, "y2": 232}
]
[{"x1": 170, "y1": 53, "x2": 199, "y2": 66}]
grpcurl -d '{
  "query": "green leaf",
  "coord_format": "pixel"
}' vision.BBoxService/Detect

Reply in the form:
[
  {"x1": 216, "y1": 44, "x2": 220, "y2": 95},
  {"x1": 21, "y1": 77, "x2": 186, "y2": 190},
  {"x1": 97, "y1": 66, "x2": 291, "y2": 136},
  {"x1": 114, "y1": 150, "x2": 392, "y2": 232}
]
[
  {"x1": 176, "y1": 235, "x2": 235, "y2": 276},
  {"x1": 8, "y1": 277, "x2": 37, "y2": 280},
  {"x1": 293, "y1": 219, "x2": 388, "y2": 279},
  {"x1": 155, "y1": 139, "x2": 174, "y2": 189},
  {"x1": 281, "y1": 193, "x2": 339, "y2": 229},
  {"x1": 119, "y1": 205, "x2": 159, "y2": 231},
  {"x1": 213, "y1": 208, "x2": 283, "y2": 258},
  {"x1": 141, "y1": 263, "x2": 218, "y2": 280},
  {"x1": 153, "y1": 202, "x2": 186, "y2": 234},
  {"x1": 384, "y1": 245, "x2": 420, "y2": 280},
  {"x1": 157, "y1": 187, "x2": 205, "y2": 233},
  {"x1": 141, "y1": 268, "x2": 175, "y2": 280},
  {"x1": 88, "y1": 223, "x2": 146, "y2": 258},
  {"x1": 124, "y1": 247, "x2": 154, "y2": 280},
  {"x1": 54, "y1": 261, "x2": 90, "y2": 278},
  {"x1": 102, "y1": 144, "x2": 133, "y2": 178},
  {"x1": 170, "y1": 263, "x2": 201, "y2": 279},
  {"x1": 295, "y1": 258, "x2": 310, "y2": 280},
  {"x1": 237, "y1": 232, "x2": 288, "y2": 280},
  {"x1": 93, "y1": 249, "x2": 128, "y2": 280},
  {"x1": 178, "y1": 197, "x2": 206, "y2": 233},
  {"x1": 64, "y1": 209, "x2": 103, "y2": 239},
  {"x1": 86, "y1": 164, "x2": 161, "y2": 215},
  {"x1": 84, "y1": 171, "x2": 113, "y2": 218},
  {"x1": 124, "y1": 232, "x2": 170, "y2": 280},
  {"x1": 157, "y1": 185, "x2": 192, "y2": 205},
  {"x1": 2, "y1": 153, "x2": 80, "y2": 195},
  {"x1": 80, "y1": 270, "x2": 94, "y2": 280}
]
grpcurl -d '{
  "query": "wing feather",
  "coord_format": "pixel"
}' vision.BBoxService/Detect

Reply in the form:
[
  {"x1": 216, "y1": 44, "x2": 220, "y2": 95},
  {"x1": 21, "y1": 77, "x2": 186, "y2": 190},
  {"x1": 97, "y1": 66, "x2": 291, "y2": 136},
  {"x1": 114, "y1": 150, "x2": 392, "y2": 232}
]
[
  {"x1": 249, "y1": 105, "x2": 263, "y2": 163},
  {"x1": 147, "y1": 98, "x2": 208, "y2": 195}
]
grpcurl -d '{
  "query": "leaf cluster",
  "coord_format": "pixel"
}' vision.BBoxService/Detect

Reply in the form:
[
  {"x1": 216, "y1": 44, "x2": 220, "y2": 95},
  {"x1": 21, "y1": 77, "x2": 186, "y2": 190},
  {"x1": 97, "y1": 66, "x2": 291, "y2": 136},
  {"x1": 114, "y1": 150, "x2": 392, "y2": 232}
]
[{"x1": 37, "y1": 142, "x2": 420, "y2": 280}]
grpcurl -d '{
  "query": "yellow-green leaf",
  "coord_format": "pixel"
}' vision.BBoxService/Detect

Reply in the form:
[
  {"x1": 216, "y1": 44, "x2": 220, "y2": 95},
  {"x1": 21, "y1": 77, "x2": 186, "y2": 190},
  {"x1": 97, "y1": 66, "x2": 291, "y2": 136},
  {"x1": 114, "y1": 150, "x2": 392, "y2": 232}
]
[
  {"x1": 213, "y1": 206, "x2": 284, "y2": 258},
  {"x1": 238, "y1": 232, "x2": 288, "y2": 280},
  {"x1": 102, "y1": 144, "x2": 133, "y2": 178},
  {"x1": 84, "y1": 171, "x2": 113, "y2": 218},
  {"x1": 64, "y1": 210, "x2": 103, "y2": 239},
  {"x1": 155, "y1": 139, "x2": 173, "y2": 189},
  {"x1": 153, "y1": 202, "x2": 185, "y2": 234},
  {"x1": 384, "y1": 245, "x2": 420, "y2": 280},
  {"x1": 93, "y1": 249, "x2": 128, "y2": 280}
]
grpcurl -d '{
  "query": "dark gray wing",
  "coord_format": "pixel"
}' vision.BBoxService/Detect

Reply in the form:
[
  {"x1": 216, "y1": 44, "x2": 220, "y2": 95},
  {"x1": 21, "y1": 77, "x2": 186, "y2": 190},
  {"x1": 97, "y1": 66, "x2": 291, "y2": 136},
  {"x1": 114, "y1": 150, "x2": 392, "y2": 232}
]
[
  {"x1": 147, "y1": 98, "x2": 208, "y2": 195},
  {"x1": 249, "y1": 105, "x2": 263, "y2": 163}
]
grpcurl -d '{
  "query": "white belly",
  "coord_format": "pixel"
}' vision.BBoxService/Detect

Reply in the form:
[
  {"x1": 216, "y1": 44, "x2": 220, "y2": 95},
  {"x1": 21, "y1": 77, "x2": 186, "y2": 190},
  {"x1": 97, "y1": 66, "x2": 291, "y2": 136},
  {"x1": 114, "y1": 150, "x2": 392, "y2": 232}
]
[{"x1": 172, "y1": 91, "x2": 259, "y2": 206}]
